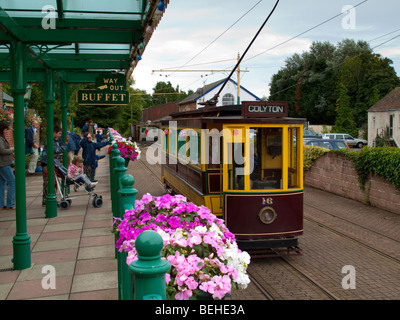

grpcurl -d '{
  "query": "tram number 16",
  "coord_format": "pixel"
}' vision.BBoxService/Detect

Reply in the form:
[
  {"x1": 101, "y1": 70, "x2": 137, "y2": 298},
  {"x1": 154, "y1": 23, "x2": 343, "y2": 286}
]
[{"x1": 262, "y1": 197, "x2": 273, "y2": 205}]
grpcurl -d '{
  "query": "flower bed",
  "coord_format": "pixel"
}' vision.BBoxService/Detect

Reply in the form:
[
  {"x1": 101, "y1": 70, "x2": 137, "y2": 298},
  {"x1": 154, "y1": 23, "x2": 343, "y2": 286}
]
[
  {"x1": 114, "y1": 193, "x2": 251, "y2": 300},
  {"x1": 108, "y1": 127, "x2": 141, "y2": 162}
]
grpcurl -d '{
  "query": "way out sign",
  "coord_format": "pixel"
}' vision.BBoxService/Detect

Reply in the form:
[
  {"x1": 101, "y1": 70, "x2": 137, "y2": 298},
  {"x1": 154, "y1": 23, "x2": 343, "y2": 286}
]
[{"x1": 77, "y1": 73, "x2": 130, "y2": 105}]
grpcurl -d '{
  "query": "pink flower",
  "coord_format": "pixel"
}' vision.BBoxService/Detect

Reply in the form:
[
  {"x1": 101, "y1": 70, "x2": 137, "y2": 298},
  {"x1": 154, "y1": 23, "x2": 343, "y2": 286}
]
[
  {"x1": 185, "y1": 276, "x2": 198, "y2": 290},
  {"x1": 175, "y1": 289, "x2": 192, "y2": 300},
  {"x1": 142, "y1": 193, "x2": 153, "y2": 204},
  {"x1": 189, "y1": 231, "x2": 202, "y2": 246},
  {"x1": 199, "y1": 280, "x2": 216, "y2": 294}
]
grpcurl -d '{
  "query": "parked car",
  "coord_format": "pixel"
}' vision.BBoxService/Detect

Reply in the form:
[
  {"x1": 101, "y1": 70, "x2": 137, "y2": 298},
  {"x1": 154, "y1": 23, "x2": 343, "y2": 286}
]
[
  {"x1": 303, "y1": 129, "x2": 322, "y2": 139},
  {"x1": 304, "y1": 139, "x2": 350, "y2": 150},
  {"x1": 322, "y1": 133, "x2": 367, "y2": 148}
]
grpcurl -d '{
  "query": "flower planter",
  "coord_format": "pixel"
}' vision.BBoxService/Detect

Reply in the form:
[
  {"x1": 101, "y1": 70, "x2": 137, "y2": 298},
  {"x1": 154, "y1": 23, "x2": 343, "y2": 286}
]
[{"x1": 114, "y1": 193, "x2": 251, "y2": 300}]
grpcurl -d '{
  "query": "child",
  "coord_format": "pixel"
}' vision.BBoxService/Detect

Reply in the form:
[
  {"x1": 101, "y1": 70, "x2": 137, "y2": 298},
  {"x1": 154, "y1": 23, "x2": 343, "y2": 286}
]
[
  {"x1": 67, "y1": 155, "x2": 97, "y2": 190},
  {"x1": 80, "y1": 132, "x2": 109, "y2": 182}
]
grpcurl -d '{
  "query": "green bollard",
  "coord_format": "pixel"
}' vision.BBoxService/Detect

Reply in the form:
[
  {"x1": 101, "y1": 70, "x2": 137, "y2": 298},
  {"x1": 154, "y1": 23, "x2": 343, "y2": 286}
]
[
  {"x1": 129, "y1": 230, "x2": 171, "y2": 300},
  {"x1": 110, "y1": 145, "x2": 120, "y2": 218},
  {"x1": 113, "y1": 157, "x2": 127, "y2": 218},
  {"x1": 117, "y1": 174, "x2": 138, "y2": 300}
]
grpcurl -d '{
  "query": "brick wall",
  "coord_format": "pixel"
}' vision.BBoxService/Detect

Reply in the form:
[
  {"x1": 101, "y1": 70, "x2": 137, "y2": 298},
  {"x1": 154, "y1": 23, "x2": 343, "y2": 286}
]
[{"x1": 304, "y1": 152, "x2": 400, "y2": 215}]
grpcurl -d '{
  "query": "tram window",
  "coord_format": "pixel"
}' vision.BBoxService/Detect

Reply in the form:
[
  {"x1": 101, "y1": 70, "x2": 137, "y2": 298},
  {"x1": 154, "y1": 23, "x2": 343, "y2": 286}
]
[
  {"x1": 188, "y1": 130, "x2": 200, "y2": 166},
  {"x1": 178, "y1": 129, "x2": 187, "y2": 160},
  {"x1": 170, "y1": 129, "x2": 177, "y2": 156},
  {"x1": 250, "y1": 127, "x2": 282, "y2": 190},
  {"x1": 208, "y1": 136, "x2": 222, "y2": 168},
  {"x1": 288, "y1": 127, "x2": 300, "y2": 188},
  {"x1": 227, "y1": 143, "x2": 245, "y2": 190}
]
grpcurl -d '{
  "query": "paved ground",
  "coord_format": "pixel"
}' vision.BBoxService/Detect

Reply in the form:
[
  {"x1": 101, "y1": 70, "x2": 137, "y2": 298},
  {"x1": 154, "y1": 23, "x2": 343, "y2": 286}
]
[{"x1": 0, "y1": 147, "x2": 167, "y2": 300}]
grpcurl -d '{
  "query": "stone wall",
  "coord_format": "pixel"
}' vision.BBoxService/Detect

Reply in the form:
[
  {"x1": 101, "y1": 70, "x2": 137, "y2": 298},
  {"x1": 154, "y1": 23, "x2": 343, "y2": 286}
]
[{"x1": 304, "y1": 152, "x2": 400, "y2": 215}]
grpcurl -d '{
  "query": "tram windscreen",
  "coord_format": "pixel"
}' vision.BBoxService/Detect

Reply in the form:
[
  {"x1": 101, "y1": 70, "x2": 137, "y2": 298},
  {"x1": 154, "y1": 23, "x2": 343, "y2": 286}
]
[{"x1": 250, "y1": 128, "x2": 282, "y2": 190}]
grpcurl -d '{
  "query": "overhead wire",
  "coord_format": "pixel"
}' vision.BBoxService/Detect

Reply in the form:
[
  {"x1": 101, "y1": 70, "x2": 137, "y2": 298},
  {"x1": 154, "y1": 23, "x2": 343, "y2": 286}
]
[
  {"x1": 165, "y1": 0, "x2": 263, "y2": 78},
  {"x1": 163, "y1": 0, "x2": 371, "y2": 95}
]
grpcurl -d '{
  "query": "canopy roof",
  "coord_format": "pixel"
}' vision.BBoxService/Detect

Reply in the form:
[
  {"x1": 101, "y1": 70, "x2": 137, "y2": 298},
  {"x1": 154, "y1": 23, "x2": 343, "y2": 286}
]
[{"x1": 0, "y1": 0, "x2": 168, "y2": 83}]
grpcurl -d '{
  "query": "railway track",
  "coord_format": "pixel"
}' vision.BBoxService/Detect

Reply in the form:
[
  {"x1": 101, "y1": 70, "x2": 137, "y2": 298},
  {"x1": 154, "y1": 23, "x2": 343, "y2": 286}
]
[
  {"x1": 246, "y1": 252, "x2": 340, "y2": 300},
  {"x1": 304, "y1": 203, "x2": 400, "y2": 265},
  {"x1": 136, "y1": 144, "x2": 400, "y2": 300}
]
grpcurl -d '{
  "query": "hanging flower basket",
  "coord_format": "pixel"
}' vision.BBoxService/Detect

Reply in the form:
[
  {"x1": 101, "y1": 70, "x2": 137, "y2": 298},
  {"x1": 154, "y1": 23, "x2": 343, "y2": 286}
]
[
  {"x1": 114, "y1": 193, "x2": 251, "y2": 300},
  {"x1": 107, "y1": 128, "x2": 141, "y2": 165}
]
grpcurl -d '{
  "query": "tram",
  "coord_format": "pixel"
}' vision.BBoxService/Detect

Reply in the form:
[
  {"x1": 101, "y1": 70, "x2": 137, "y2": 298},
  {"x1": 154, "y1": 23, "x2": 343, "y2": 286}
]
[{"x1": 160, "y1": 101, "x2": 305, "y2": 251}]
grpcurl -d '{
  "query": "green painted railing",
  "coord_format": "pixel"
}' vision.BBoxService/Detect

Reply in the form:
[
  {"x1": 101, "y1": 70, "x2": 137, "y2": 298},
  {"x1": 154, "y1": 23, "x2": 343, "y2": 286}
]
[{"x1": 107, "y1": 128, "x2": 170, "y2": 300}]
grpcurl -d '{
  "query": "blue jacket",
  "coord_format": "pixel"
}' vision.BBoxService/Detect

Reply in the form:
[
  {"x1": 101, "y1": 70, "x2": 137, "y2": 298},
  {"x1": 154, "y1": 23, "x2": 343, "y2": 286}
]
[
  {"x1": 67, "y1": 132, "x2": 81, "y2": 151},
  {"x1": 25, "y1": 125, "x2": 35, "y2": 148},
  {"x1": 80, "y1": 137, "x2": 109, "y2": 165},
  {"x1": 82, "y1": 124, "x2": 89, "y2": 134}
]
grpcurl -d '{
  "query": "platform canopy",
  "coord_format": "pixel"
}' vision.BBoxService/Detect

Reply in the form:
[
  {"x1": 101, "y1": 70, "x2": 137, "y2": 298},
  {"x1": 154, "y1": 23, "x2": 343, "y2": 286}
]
[
  {"x1": 0, "y1": 0, "x2": 168, "y2": 83},
  {"x1": 0, "y1": 0, "x2": 171, "y2": 271}
]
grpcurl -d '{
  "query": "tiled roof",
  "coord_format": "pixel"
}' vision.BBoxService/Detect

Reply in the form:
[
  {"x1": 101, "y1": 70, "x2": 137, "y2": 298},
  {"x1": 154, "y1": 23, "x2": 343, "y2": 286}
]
[
  {"x1": 179, "y1": 79, "x2": 226, "y2": 105},
  {"x1": 368, "y1": 87, "x2": 400, "y2": 112}
]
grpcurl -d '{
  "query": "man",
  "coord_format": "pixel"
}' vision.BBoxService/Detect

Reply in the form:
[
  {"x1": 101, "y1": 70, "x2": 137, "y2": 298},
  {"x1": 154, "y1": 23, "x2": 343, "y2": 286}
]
[
  {"x1": 40, "y1": 125, "x2": 68, "y2": 206},
  {"x1": 26, "y1": 120, "x2": 40, "y2": 174}
]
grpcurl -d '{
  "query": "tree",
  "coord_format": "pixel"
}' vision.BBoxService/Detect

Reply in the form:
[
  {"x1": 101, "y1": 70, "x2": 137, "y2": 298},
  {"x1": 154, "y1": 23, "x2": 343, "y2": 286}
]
[
  {"x1": 268, "y1": 39, "x2": 400, "y2": 129},
  {"x1": 332, "y1": 83, "x2": 357, "y2": 137}
]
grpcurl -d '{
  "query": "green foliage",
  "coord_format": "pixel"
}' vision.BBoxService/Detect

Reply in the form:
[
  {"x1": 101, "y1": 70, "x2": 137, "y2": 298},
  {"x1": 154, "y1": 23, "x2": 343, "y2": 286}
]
[
  {"x1": 269, "y1": 39, "x2": 400, "y2": 126},
  {"x1": 332, "y1": 83, "x2": 358, "y2": 137},
  {"x1": 303, "y1": 145, "x2": 329, "y2": 171},
  {"x1": 354, "y1": 147, "x2": 400, "y2": 190},
  {"x1": 306, "y1": 146, "x2": 400, "y2": 191}
]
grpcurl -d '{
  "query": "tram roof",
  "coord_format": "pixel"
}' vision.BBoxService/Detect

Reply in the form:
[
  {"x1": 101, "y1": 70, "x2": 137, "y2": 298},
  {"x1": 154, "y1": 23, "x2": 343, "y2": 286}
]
[
  {"x1": 168, "y1": 104, "x2": 306, "y2": 124},
  {"x1": 0, "y1": 0, "x2": 169, "y2": 83}
]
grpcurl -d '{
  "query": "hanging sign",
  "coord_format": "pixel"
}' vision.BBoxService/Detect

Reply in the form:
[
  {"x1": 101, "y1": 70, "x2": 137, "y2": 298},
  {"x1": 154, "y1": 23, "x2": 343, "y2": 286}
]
[
  {"x1": 241, "y1": 101, "x2": 288, "y2": 118},
  {"x1": 77, "y1": 73, "x2": 130, "y2": 105}
]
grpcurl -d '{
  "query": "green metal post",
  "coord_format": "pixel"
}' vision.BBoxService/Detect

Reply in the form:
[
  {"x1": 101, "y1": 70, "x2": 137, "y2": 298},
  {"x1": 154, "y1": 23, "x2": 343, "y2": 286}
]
[
  {"x1": 10, "y1": 41, "x2": 31, "y2": 270},
  {"x1": 129, "y1": 230, "x2": 171, "y2": 300},
  {"x1": 61, "y1": 82, "x2": 68, "y2": 168},
  {"x1": 110, "y1": 145, "x2": 120, "y2": 218},
  {"x1": 44, "y1": 68, "x2": 57, "y2": 219},
  {"x1": 108, "y1": 131, "x2": 115, "y2": 185},
  {"x1": 117, "y1": 174, "x2": 138, "y2": 300},
  {"x1": 61, "y1": 82, "x2": 69, "y2": 194},
  {"x1": 114, "y1": 157, "x2": 126, "y2": 218},
  {"x1": 110, "y1": 144, "x2": 120, "y2": 259}
]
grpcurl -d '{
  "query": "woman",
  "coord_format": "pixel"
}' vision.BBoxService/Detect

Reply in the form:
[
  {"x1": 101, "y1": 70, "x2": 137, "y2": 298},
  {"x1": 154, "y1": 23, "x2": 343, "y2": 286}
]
[{"x1": 0, "y1": 121, "x2": 15, "y2": 210}]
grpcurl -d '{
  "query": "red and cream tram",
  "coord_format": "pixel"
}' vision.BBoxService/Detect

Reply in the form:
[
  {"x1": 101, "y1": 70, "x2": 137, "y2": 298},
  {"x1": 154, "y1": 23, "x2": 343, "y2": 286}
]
[{"x1": 160, "y1": 101, "x2": 304, "y2": 251}]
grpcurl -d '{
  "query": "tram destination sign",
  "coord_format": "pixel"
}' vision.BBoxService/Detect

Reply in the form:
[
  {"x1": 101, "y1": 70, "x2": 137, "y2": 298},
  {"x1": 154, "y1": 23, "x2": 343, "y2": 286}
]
[
  {"x1": 242, "y1": 101, "x2": 288, "y2": 118},
  {"x1": 77, "y1": 73, "x2": 130, "y2": 105}
]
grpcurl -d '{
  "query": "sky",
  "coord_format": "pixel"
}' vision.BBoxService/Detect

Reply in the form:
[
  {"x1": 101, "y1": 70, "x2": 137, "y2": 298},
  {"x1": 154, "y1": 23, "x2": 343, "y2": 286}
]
[{"x1": 132, "y1": 0, "x2": 400, "y2": 100}]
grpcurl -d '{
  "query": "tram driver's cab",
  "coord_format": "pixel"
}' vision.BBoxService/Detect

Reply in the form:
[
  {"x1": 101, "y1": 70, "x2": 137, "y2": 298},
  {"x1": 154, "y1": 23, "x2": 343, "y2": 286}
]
[{"x1": 223, "y1": 125, "x2": 302, "y2": 193}]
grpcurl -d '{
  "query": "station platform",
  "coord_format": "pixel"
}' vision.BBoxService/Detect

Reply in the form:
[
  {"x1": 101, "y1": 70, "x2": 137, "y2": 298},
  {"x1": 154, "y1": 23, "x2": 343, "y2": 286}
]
[{"x1": 0, "y1": 147, "x2": 166, "y2": 300}]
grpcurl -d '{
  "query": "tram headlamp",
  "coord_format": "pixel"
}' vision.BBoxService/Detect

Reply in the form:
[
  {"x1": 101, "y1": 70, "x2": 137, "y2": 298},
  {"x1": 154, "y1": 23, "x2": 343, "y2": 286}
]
[{"x1": 258, "y1": 207, "x2": 276, "y2": 224}]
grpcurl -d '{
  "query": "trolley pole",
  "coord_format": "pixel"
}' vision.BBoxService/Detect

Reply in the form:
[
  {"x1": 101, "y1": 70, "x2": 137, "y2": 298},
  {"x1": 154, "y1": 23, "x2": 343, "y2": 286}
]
[{"x1": 10, "y1": 41, "x2": 31, "y2": 270}]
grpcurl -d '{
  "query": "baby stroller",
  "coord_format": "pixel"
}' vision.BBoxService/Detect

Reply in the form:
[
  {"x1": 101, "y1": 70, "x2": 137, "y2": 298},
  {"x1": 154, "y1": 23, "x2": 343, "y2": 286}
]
[{"x1": 54, "y1": 159, "x2": 103, "y2": 209}]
